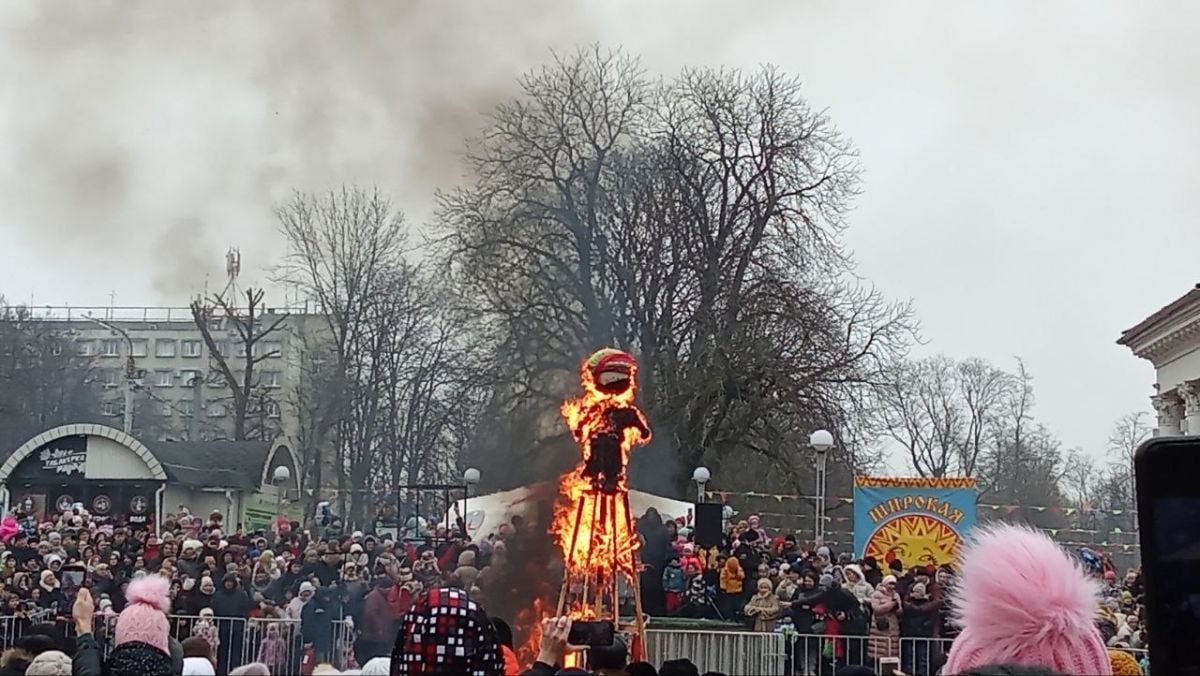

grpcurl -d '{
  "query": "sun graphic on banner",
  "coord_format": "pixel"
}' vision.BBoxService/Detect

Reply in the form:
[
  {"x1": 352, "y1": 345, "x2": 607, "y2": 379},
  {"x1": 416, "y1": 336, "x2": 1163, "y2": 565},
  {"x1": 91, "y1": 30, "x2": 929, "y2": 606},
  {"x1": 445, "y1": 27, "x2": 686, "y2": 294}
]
[{"x1": 865, "y1": 514, "x2": 961, "y2": 567}]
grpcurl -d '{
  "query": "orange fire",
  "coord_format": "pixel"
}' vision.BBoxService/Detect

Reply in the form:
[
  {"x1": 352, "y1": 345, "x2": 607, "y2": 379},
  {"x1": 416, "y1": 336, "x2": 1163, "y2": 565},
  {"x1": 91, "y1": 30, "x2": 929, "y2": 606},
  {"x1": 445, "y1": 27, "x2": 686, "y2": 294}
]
[
  {"x1": 517, "y1": 596, "x2": 550, "y2": 665},
  {"x1": 551, "y1": 349, "x2": 651, "y2": 620}
]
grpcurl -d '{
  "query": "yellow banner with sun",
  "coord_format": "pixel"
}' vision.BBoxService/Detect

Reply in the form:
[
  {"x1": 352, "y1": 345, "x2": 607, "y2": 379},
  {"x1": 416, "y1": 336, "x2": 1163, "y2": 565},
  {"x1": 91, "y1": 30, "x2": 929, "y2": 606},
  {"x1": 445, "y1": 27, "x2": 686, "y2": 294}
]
[{"x1": 852, "y1": 476, "x2": 977, "y2": 568}]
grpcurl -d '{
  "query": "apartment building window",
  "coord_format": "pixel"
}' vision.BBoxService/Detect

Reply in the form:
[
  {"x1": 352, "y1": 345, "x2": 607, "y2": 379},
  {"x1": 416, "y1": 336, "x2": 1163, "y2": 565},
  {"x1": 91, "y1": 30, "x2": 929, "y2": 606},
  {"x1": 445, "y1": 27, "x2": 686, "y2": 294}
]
[
  {"x1": 208, "y1": 318, "x2": 223, "y2": 332},
  {"x1": 181, "y1": 369, "x2": 203, "y2": 387},
  {"x1": 262, "y1": 371, "x2": 281, "y2": 388},
  {"x1": 181, "y1": 340, "x2": 203, "y2": 358},
  {"x1": 261, "y1": 341, "x2": 283, "y2": 358},
  {"x1": 131, "y1": 339, "x2": 149, "y2": 357},
  {"x1": 179, "y1": 401, "x2": 194, "y2": 418},
  {"x1": 266, "y1": 401, "x2": 281, "y2": 418},
  {"x1": 156, "y1": 370, "x2": 174, "y2": 387},
  {"x1": 101, "y1": 401, "x2": 118, "y2": 417},
  {"x1": 212, "y1": 341, "x2": 228, "y2": 357},
  {"x1": 77, "y1": 340, "x2": 94, "y2": 357},
  {"x1": 101, "y1": 339, "x2": 121, "y2": 357},
  {"x1": 102, "y1": 369, "x2": 120, "y2": 389},
  {"x1": 208, "y1": 402, "x2": 225, "y2": 417},
  {"x1": 155, "y1": 339, "x2": 177, "y2": 358},
  {"x1": 235, "y1": 342, "x2": 255, "y2": 358}
]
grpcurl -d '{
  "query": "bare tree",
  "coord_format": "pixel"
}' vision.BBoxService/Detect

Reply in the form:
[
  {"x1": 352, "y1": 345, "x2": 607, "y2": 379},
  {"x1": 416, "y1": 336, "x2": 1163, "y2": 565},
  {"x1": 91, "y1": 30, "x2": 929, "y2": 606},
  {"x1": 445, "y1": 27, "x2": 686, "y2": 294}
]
[
  {"x1": 874, "y1": 355, "x2": 1015, "y2": 477},
  {"x1": 440, "y1": 49, "x2": 913, "y2": 493},
  {"x1": 278, "y1": 188, "x2": 481, "y2": 524},
  {"x1": 0, "y1": 300, "x2": 101, "y2": 447},
  {"x1": 189, "y1": 288, "x2": 288, "y2": 440}
]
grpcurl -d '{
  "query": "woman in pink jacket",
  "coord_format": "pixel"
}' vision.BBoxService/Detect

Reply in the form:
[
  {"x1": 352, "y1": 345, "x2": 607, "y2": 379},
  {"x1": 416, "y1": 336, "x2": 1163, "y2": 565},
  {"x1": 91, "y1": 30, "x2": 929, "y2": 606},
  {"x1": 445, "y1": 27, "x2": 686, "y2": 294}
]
[{"x1": 868, "y1": 574, "x2": 902, "y2": 660}]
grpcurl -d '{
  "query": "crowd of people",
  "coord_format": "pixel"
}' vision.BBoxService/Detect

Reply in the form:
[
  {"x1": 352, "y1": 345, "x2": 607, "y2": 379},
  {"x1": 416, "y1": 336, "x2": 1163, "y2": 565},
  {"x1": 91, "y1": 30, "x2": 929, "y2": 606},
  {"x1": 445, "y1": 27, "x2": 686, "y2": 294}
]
[
  {"x1": 633, "y1": 510, "x2": 1150, "y2": 676},
  {"x1": 0, "y1": 501, "x2": 1153, "y2": 676}
]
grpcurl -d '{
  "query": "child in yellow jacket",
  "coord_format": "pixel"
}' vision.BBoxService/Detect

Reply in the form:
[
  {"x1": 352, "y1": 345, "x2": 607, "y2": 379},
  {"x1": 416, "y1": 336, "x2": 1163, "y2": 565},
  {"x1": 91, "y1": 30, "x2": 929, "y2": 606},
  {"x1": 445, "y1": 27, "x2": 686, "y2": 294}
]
[{"x1": 720, "y1": 557, "x2": 745, "y2": 594}]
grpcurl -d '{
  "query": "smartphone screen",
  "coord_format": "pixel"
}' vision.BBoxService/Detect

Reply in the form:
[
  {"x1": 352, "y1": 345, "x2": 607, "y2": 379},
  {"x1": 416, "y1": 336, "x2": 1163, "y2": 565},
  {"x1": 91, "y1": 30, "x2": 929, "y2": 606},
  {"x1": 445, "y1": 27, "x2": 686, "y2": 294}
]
[
  {"x1": 1137, "y1": 437, "x2": 1200, "y2": 675},
  {"x1": 879, "y1": 657, "x2": 899, "y2": 676},
  {"x1": 567, "y1": 620, "x2": 614, "y2": 647},
  {"x1": 60, "y1": 568, "x2": 85, "y2": 603}
]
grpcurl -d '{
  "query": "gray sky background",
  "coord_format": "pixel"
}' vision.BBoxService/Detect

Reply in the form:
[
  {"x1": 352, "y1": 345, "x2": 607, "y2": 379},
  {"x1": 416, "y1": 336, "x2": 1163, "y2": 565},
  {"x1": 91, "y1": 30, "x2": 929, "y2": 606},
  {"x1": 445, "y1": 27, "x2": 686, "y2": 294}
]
[{"x1": 2, "y1": 1, "x2": 1197, "y2": 467}]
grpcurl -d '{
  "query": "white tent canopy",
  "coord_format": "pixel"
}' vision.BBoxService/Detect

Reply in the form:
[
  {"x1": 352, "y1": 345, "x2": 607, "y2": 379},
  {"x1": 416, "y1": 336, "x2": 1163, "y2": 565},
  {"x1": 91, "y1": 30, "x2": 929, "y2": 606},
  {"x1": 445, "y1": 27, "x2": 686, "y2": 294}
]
[{"x1": 447, "y1": 483, "x2": 695, "y2": 543}]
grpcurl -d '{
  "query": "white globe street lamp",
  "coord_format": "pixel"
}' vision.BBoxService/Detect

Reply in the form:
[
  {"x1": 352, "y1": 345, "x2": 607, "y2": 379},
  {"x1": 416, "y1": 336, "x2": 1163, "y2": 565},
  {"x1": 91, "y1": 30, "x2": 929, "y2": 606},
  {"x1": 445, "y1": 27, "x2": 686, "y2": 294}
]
[
  {"x1": 692, "y1": 466, "x2": 711, "y2": 503},
  {"x1": 271, "y1": 466, "x2": 291, "y2": 519},
  {"x1": 809, "y1": 429, "x2": 834, "y2": 543},
  {"x1": 463, "y1": 468, "x2": 481, "y2": 487}
]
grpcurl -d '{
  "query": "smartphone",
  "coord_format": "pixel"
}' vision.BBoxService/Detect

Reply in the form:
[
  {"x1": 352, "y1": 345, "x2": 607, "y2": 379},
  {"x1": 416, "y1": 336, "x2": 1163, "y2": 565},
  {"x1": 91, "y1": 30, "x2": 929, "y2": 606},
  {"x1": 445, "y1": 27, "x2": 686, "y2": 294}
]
[
  {"x1": 1136, "y1": 436, "x2": 1200, "y2": 676},
  {"x1": 879, "y1": 656, "x2": 900, "y2": 676},
  {"x1": 60, "y1": 564, "x2": 86, "y2": 603},
  {"x1": 568, "y1": 620, "x2": 615, "y2": 647}
]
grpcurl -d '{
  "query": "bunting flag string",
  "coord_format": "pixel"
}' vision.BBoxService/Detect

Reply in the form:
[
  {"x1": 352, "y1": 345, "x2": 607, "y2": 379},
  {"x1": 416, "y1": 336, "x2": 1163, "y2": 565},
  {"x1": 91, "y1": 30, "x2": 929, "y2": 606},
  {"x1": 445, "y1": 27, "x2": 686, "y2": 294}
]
[{"x1": 707, "y1": 490, "x2": 1136, "y2": 517}]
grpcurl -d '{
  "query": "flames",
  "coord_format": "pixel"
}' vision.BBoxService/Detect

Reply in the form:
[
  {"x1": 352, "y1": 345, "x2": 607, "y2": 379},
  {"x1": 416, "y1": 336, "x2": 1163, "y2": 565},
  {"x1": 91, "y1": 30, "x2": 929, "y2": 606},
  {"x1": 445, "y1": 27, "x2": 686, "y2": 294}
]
[
  {"x1": 516, "y1": 596, "x2": 549, "y2": 666},
  {"x1": 550, "y1": 351, "x2": 651, "y2": 622}
]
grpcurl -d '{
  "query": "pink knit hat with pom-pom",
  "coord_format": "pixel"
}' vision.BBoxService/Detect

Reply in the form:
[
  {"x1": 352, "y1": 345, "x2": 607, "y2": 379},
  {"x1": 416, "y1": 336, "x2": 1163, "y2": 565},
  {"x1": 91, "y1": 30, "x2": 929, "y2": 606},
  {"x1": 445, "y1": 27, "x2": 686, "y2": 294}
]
[
  {"x1": 943, "y1": 524, "x2": 1112, "y2": 676},
  {"x1": 114, "y1": 574, "x2": 170, "y2": 654}
]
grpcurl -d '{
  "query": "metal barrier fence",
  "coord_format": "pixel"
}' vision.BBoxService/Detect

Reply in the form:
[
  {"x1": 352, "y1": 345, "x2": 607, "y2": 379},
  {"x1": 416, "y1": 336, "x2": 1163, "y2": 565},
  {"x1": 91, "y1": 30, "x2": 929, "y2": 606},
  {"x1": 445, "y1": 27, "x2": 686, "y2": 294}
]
[
  {"x1": 0, "y1": 609, "x2": 54, "y2": 650},
  {"x1": 646, "y1": 629, "x2": 787, "y2": 676},
  {"x1": 1, "y1": 614, "x2": 357, "y2": 674},
  {"x1": 160, "y1": 615, "x2": 357, "y2": 673}
]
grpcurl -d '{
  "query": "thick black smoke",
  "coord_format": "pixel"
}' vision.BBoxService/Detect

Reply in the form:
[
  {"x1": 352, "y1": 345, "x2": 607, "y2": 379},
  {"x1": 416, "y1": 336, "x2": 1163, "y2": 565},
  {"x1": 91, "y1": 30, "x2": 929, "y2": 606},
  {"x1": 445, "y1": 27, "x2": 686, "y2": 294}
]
[{"x1": 0, "y1": 1, "x2": 594, "y2": 297}]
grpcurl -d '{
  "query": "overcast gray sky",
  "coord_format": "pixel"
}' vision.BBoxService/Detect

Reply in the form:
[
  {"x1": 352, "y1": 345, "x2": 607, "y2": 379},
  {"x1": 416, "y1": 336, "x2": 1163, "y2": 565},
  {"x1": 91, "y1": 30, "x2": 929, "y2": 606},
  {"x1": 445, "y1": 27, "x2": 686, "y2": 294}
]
[{"x1": 2, "y1": 1, "x2": 1196, "y2": 464}]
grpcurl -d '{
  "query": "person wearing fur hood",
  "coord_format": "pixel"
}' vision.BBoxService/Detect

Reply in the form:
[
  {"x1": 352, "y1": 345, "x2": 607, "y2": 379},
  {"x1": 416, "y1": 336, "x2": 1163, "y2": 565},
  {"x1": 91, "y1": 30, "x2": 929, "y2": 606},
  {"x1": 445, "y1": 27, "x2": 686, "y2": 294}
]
[
  {"x1": 868, "y1": 575, "x2": 902, "y2": 660},
  {"x1": 842, "y1": 563, "x2": 873, "y2": 604}
]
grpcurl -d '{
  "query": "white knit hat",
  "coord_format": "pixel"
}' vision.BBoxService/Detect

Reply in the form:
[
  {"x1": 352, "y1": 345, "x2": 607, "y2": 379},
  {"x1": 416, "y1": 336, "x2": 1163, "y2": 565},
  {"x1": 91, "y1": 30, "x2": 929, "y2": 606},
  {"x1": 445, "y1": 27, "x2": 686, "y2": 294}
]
[{"x1": 26, "y1": 650, "x2": 71, "y2": 676}]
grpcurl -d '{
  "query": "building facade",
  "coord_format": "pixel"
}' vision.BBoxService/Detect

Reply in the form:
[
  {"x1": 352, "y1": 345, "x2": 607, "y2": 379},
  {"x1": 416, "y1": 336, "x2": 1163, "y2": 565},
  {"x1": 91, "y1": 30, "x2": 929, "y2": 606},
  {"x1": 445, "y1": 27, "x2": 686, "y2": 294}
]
[
  {"x1": 0, "y1": 422, "x2": 303, "y2": 532},
  {"x1": 31, "y1": 305, "x2": 326, "y2": 444},
  {"x1": 1118, "y1": 283, "x2": 1200, "y2": 436}
]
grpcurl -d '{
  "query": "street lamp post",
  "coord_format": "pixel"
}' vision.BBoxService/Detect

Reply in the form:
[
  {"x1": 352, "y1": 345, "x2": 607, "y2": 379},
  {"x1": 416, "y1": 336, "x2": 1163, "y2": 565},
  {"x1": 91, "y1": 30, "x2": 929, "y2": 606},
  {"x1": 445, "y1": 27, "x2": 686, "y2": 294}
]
[
  {"x1": 463, "y1": 468, "x2": 480, "y2": 539},
  {"x1": 691, "y1": 466, "x2": 710, "y2": 504},
  {"x1": 83, "y1": 315, "x2": 137, "y2": 434},
  {"x1": 271, "y1": 465, "x2": 291, "y2": 523},
  {"x1": 809, "y1": 429, "x2": 834, "y2": 544}
]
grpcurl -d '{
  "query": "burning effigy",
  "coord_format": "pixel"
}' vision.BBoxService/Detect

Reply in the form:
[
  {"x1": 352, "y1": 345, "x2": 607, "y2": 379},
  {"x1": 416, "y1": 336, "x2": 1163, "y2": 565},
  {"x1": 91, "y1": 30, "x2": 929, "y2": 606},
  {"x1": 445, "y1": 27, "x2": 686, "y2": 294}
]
[{"x1": 551, "y1": 348, "x2": 652, "y2": 658}]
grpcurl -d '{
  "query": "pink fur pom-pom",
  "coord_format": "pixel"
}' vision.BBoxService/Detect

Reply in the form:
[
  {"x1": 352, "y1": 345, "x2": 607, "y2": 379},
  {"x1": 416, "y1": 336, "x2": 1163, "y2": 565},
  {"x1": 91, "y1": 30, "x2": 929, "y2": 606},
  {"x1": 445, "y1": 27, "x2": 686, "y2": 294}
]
[
  {"x1": 951, "y1": 524, "x2": 1099, "y2": 645},
  {"x1": 125, "y1": 574, "x2": 170, "y2": 612}
]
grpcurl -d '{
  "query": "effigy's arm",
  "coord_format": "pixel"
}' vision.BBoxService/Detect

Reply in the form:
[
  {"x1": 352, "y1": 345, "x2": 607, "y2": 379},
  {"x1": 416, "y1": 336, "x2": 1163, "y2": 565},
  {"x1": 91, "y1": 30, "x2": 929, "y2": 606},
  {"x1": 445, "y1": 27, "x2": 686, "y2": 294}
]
[{"x1": 634, "y1": 408, "x2": 652, "y2": 442}]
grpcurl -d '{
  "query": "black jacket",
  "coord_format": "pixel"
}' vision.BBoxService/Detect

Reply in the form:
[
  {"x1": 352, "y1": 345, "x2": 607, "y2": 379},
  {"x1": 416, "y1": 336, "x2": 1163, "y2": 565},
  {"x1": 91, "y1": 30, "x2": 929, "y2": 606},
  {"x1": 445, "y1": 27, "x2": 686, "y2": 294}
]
[
  {"x1": 211, "y1": 584, "x2": 253, "y2": 618},
  {"x1": 900, "y1": 599, "x2": 937, "y2": 638}
]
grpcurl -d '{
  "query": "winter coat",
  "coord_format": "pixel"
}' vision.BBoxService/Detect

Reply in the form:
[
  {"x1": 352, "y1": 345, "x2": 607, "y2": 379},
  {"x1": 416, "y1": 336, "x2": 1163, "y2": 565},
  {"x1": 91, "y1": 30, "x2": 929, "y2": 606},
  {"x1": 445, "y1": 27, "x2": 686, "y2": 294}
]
[
  {"x1": 900, "y1": 597, "x2": 937, "y2": 638},
  {"x1": 210, "y1": 579, "x2": 253, "y2": 618},
  {"x1": 662, "y1": 562, "x2": 686, "y2": 593},
  {"x1": 790, "y1": 586, "x2": 823, "y2": 634},
  {"x1": 743, "y1": 591, "x2": 782, "y2": 632},
  {"x1": 824, "y1": 586, "x2": 868, "y2": 636},
  {"x1": 775, "y1": 578, "x2": 798, "y2": 602},
  {"x1": 841, "y1": 564, "x2": 874, "y2": 604},
  {"x1": 868, "y1": 586, "x2": 901, "y2": 659},
  {"x1": 719, "y1": 558, "x2": 745, "y2": 595},
  {"x1": 360, "y1": 588, "x2": 397, "y2": 643},
  {"x1": 302, "y1": 587, "x2": 341, "y2": 655},
  {"x1": 256, "y1": 636, "x2": 289, "y2": 671}
]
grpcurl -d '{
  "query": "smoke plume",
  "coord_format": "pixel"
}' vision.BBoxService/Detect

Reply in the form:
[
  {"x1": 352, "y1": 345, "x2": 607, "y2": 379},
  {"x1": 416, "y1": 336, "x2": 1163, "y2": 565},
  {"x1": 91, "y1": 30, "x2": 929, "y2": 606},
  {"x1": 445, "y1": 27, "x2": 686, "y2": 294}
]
[{"x1": 0, "y1": 1, "x2": 594, "y2": 299}]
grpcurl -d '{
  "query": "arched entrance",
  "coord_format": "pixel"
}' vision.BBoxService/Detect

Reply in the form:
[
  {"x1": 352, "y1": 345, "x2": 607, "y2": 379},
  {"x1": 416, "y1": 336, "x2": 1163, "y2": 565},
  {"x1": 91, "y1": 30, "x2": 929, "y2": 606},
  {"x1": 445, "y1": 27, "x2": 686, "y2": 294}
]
[{"x1": 1, "y1": 423, "x2": 167, "y2": 527}]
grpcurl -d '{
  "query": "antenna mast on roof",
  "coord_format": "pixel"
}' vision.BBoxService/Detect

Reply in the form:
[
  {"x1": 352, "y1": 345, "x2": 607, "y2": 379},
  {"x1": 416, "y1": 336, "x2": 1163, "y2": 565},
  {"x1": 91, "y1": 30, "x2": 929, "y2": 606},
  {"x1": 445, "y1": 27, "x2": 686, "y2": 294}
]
[{"x1": 221, "y1": 247, "x2": 242, "y2": 308}]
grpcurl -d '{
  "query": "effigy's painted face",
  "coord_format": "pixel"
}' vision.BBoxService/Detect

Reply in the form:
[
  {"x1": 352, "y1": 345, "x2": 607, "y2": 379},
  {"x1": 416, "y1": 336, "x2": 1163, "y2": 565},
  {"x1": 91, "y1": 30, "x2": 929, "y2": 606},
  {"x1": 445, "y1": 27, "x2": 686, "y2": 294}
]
[{"x1": 585, "y1": 348, "x2": 638, "y2": 397}]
